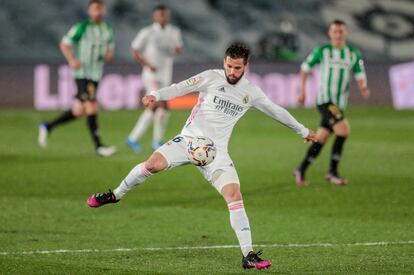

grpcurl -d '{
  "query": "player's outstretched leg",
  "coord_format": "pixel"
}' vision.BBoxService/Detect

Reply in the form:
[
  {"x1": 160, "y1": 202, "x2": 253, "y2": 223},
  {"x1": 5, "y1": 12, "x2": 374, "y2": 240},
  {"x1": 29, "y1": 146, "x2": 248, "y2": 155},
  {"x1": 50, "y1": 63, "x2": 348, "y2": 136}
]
[
  {"x1": 87, "y1": 163, "x2": 152, "y2": 207},
  {"x1": 221, "y1": 183, "x2": 271, "y2": 270},
  {"x1": 87, "y1": 152, "x2": 167, "y2": 207},
  {"x1": 87, "y1": 189, "x2": 119, "y2": 208}
]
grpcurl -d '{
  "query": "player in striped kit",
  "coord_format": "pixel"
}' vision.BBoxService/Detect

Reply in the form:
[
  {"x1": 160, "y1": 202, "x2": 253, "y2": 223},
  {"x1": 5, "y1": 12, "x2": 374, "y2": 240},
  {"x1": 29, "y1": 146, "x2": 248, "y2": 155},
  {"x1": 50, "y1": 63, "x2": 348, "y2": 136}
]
[
  {"x1": 294, "y1": 19, "x2": 371, "y2": 185},
  {"x1": 38, "y1": 0, "x2": 116, "y2": 157},
  {"x1": 126, "y1": 5, "x2": 183, "y2": 153},
  {"x1": 87, "y1": 43, "x2": 318, "y2": 270}
]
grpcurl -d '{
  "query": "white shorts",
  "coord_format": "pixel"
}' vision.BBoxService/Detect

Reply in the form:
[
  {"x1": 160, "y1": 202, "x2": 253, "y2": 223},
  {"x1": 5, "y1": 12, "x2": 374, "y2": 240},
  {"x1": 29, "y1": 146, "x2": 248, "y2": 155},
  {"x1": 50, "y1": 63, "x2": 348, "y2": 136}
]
[{"x1": 155, "y1": 135, "x2": 240, "y2": 193}]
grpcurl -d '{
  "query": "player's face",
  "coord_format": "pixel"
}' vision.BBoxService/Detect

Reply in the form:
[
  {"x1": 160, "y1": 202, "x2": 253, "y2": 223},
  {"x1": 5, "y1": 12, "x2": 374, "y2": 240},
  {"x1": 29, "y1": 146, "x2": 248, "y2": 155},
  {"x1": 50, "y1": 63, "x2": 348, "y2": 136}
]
[
  {"x1": 329, "y1": 24, "x2": 348, "y2": 48},
  {"x1": 153, "y1": 9, "x2": 170, "y2": 26},
  {"x1": 223, "y1": 56, "x2": 248, "y2": 85},
  {"x1": 88, "y1": 3, "x2": 106, "y2": 23}
]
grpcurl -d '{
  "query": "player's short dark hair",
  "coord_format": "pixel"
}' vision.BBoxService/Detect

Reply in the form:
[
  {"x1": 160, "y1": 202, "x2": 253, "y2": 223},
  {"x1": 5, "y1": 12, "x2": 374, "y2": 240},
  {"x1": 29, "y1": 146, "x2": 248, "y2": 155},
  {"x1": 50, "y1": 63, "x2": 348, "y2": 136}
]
[
  {"x1": 330, "y1": 19, "x2": 346, "y2": 27},
  {"x1": 225, "y1": 43, "x2": 250, "y2": 64},
  {"x1": 88, "y1": 0, "x2": 104, "y2": 7},
  {"x1": 153, "y1": 4, "x2": 169, "y2": 12}
]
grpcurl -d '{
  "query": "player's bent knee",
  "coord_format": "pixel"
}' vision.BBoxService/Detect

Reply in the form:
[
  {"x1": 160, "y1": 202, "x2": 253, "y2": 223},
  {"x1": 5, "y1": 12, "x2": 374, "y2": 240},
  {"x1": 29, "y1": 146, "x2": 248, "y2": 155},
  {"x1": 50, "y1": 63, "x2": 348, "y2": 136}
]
[
  {"x1": 221, "y1": 183, "x2": 242, "y2": 203},
  {"x1": 84, "y1": 102, "x2": 99, "y2": 115},
  {"x1": 316, "y1": 134, "x2": 329, "y2": 144},
  {"x1": 334, "y1": 127, "x2": 350, "y2": 137},
  {"x1": 334, "y1": 120, "x2": 350, "y2": 137},
  {"x1": 145, "y1": 152, "x2": 168, "y2": 173},
  {"x1": 72, "y1": 109, "x2": 85, "y2": 117}
]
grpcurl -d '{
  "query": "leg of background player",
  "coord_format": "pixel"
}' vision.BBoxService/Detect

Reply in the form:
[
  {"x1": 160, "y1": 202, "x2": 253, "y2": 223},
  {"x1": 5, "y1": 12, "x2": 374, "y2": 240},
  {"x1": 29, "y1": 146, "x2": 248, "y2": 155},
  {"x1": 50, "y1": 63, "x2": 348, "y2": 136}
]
[
  {"x1": 45, "y1": 101, "x2": 85, "y2": 132},
  {"x1": 128, "y1": 109, "x2": 155, "y2": 143},
  {"x1": 85, "y1": 101, "x2": 102, "y2": 148},
  {"x1": 85, "y1": 101, "x2": 117, "y2": 157},
  {"x1": 153, "y1": 101, "x2": 170, "y2": 150},
  {"x1": 38, "y1": 101, "x2": 85, "y2": 148},
  {"x1": 327, "y1": 119, "x2": 350, "y2": 184},
  {"x1": 294, "y1": 127, "x2": 330, "y2": 185}
]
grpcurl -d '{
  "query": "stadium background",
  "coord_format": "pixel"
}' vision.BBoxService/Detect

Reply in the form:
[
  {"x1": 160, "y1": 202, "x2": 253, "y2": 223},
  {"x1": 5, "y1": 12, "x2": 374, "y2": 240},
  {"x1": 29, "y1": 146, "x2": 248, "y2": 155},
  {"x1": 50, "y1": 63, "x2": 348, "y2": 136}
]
[
  {"x1": 0, "y1": 0, "x2": 413, "y2": 274},
  {"x1": 1, "y1": 0, "x2": 414, "y2": 109}
]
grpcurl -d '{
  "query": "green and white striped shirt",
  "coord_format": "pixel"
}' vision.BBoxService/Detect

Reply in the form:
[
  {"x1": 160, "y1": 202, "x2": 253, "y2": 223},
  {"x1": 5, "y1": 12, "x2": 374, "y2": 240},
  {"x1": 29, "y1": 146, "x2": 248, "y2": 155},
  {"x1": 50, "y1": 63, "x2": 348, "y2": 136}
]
[
  {"x1": 301, "y1": 43, "x2": 366, "y2": 110},
  {"x1": 62, "y1": 19, "x2": 114, "y2": 81}
]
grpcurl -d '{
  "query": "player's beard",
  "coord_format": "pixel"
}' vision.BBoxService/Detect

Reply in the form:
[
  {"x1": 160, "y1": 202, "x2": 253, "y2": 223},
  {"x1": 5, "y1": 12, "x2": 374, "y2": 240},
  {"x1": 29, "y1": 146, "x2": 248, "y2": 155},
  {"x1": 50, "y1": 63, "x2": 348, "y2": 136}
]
[{"x1": 226, "y1": 71, "x2": 244, "y2": 85}]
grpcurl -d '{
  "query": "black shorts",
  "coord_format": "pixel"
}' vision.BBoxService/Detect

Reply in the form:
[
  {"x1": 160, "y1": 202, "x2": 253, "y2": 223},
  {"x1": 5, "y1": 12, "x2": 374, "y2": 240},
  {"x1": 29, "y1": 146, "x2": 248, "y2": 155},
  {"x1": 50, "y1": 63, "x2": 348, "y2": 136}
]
[
  {"x1": 317, "y1": 103, "x2": 345, "y2": 132},
  {"x1": 75, "y1": 79, "x2": 99, "y2": 102}
]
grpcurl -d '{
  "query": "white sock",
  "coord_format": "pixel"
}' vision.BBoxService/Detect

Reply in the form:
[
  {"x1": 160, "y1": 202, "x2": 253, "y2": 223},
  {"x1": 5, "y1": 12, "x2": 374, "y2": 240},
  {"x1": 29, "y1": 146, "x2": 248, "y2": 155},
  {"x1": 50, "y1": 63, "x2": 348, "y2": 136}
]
[
  {"x1": 113, "y1": 163, "x2": 152, "y2": 199},
  {"x1": 153, "y1": 108, "x2": 169, "y2": 143},
  {"x1": 128, "y1": 109, "x2": 154, "y2": 141},
  {"x1": 228, "y1": 200, "x2": 253, "y2": 257}
]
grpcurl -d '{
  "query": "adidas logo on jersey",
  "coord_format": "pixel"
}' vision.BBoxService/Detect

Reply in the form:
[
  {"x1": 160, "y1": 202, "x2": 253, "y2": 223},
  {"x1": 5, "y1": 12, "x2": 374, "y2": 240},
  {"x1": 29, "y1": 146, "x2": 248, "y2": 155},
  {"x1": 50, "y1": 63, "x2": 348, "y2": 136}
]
[{"x1": 217, "y1": 86, "x2": 226, "y2": 92}]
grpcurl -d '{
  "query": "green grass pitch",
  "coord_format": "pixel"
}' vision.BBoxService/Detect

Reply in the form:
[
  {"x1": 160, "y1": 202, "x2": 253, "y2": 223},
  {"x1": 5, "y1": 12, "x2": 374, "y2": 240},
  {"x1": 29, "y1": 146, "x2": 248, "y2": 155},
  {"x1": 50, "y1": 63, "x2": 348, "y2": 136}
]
[{"x1": 0, "y1": 107, "x2": 413, "y2": 274}]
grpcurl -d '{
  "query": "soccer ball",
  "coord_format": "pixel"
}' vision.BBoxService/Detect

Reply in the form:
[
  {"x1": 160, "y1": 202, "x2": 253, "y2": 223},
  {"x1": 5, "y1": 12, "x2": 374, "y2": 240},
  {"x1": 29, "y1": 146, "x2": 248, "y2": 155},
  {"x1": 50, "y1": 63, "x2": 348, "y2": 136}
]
[{"x1": 186, "y1": 136, "x2": 216, "y2": 166}]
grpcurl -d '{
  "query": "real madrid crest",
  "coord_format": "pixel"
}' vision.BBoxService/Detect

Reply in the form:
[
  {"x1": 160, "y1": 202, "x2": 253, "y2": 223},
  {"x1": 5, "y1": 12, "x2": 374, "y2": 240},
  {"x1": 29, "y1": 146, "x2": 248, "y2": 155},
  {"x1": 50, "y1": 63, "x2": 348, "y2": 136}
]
[{"x1": 242, "y1": 95, "x2": 249, "y2": 104}]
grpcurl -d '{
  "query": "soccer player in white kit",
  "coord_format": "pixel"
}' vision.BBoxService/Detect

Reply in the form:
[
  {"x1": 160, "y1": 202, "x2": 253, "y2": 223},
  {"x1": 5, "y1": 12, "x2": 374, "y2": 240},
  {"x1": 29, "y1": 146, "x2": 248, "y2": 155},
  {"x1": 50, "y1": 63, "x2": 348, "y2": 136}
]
[
  {"x1": 126, "y1": 5, "x2": 183, "y2": 153},
  {"x1": 87, "y1": 44, "x2": 318, "y2": 270}
]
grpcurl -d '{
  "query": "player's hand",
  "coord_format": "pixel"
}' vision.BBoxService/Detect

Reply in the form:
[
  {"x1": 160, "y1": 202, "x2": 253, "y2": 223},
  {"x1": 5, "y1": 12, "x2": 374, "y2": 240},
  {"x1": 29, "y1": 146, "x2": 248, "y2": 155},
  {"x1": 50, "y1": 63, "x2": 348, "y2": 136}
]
[
  {"x1": 298, "y1": 91, "x2": 306, "y2": 106},
  {"x1": 147, "y1": 64, "x2": 157, "y2": 72},
  {"x1": 142, "y1": 95, "x2": 157, "y2": 107},
  {"x1": 304, "y1": 129, "x2": 318, "y2": 144},
  {"x1": 105, "y1": 49, "x2": 114, "y2": 62},
  {"x1": 361, "y1": 86, "x2": 370, "y2": 100},
  {"x1": 69, "y1": 59, "x2": 81, "y2": 69}
]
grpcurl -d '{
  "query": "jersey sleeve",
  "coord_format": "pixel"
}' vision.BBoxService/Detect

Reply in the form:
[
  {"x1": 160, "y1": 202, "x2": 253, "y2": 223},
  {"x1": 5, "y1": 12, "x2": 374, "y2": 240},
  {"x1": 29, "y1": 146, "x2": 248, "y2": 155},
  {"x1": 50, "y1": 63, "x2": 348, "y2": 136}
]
[
  {"x1": 150, "y1": 70, "x2": 211, "y2": 101},
  {"x1": 251, "y1": 88, "x2": 309, "y2": 138},
  {"x1": 301, "y1": 47, "x2": 322, "y2": 73},
  {"x1": 352, "y1": 50, "x2": 367, "y2": 81},
  {"x1": 131, "y1": 28, "x2": 148, "y2": 51},
  {"x1": 61, "y1": 23, "x2": 86, "y2": 45},
  {"x1": 175, "y1": 28, "x2": 183, "y2": 48}
]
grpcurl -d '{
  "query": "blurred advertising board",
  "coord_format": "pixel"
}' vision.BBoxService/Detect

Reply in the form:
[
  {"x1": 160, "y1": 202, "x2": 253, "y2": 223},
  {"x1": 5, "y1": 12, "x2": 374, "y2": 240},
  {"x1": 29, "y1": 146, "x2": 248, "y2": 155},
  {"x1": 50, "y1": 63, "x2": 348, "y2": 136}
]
[
  {"x1": 0, "y1": 63, "x2": 392, "y2": 109},
  {"x1": 389, "y1": 61, "x2": 414, "y2": 109}
]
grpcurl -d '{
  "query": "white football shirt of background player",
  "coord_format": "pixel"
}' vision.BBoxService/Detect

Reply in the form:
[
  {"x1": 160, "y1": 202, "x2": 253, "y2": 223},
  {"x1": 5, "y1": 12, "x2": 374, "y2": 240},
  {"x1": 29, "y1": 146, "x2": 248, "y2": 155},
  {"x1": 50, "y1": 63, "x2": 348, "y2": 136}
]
[{"x1": 131, "y1": 22, "x2": 183, "y2": 91}]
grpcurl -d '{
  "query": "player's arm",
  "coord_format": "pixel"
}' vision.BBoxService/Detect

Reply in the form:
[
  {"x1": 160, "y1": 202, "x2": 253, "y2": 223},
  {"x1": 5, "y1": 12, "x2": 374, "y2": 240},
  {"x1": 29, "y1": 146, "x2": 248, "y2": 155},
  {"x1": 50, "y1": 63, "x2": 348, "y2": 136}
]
[
  {"x1": 353, "y1": 51, "x2": 370, "y2": 99},
  {"x1": 298, "y1": 70, "x2": 309, "y2": 105},
  {"x1": 252, "y1": 91, "x2": 318, "y2": 143},
  {"x1": 357, "y1": 79, "x2": 370, "y2": 99},
  {"x1": 60, "y1": 23, "x2": 85, "y2": 69},
  {"x1": 143, "y1": 72, "x2": 208, "y2": 107},
  {"x1": 60, "y1": 43, "x2": 80, "y2": 69},
  {"x1": 130, "y1": 48, "x2": 156, "y2": 71},
  {"x1": 174, "y1": 28, "x2": 183, "y2": 55},
  {"x1": 105, "y1": 48, "x2": 114, "y2": 62},
  {"x1": 130, "y1": 29, "x2": 156, "y2": 71},
  {"x1": 105, "y1": 23, "x2": 115, "y2": 62},
  {"x1": 298, "y1": 47, "x2": 322, "y2": 105}
]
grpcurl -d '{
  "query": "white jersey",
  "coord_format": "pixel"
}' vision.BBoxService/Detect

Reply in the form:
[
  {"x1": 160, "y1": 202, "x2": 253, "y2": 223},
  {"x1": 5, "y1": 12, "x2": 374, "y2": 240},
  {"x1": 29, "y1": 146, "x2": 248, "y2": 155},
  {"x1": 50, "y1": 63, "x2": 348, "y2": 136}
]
[
  {"x1": 151, "y1": 70, "x2": 309, "y2": 152},
  {"x1": 131, "y1": 23, "x2": 182, "y2": 85}
]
